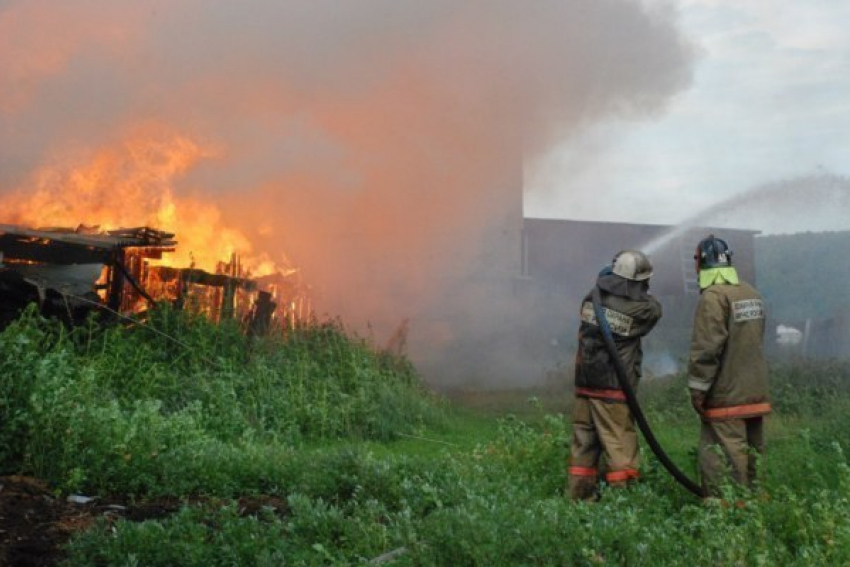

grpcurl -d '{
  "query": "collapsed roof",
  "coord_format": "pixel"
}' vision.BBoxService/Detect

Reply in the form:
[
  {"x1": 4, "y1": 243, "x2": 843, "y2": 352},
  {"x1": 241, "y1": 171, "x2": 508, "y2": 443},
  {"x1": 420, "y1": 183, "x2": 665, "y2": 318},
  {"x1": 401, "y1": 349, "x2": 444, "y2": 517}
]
[
  {"x1": 0, "y1": 223, "x2": 289, "y2": 332},
  {"x1": 0, "y1": 224, "x2": 176, "y2": 265}
]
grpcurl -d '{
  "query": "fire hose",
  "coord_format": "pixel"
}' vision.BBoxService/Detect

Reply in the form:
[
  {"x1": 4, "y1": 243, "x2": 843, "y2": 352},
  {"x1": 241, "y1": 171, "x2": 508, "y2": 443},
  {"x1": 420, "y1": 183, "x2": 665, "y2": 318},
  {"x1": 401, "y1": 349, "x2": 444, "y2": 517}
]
[{"x1": 591, "y1": 287, "x2": 705, "y2": 498}]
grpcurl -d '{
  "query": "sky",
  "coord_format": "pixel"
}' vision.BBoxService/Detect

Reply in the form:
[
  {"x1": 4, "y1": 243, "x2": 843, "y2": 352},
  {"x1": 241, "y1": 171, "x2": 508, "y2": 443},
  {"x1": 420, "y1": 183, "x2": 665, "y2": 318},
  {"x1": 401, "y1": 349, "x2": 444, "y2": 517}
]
[{"x1": 524, "y1": 0, "x2": 850, "y2": 235}]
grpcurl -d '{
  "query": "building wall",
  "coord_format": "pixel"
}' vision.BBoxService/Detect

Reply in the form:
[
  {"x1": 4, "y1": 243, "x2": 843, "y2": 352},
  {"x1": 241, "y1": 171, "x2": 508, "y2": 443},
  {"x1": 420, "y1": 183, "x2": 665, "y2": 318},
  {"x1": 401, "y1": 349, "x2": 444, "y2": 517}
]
[
  {"x1": 507, "y1": 219, "x2": 762, "y2": 384},
  {"x1": 417, "y1": 215, "x2": 762, "y2": 390}
]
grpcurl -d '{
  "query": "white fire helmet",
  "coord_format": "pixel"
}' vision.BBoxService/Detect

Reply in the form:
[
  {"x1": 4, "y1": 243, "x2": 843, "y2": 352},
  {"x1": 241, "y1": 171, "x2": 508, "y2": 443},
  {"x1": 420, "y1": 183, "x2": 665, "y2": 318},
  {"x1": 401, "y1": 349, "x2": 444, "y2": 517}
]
[{"x1": 612, "y1": 250, "x2": 653, "y2": 281}]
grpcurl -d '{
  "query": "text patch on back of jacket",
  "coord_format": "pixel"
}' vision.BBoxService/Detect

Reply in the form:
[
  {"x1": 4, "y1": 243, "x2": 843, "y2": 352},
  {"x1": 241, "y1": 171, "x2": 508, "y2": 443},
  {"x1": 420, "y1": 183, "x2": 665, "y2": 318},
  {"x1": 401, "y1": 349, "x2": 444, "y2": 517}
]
[
  {"x1": 732, "y1": 299, "x2": 764, "y2": 322},
  {"x1": 580, "y1": 301, "x2": 634, "y2": 335}
]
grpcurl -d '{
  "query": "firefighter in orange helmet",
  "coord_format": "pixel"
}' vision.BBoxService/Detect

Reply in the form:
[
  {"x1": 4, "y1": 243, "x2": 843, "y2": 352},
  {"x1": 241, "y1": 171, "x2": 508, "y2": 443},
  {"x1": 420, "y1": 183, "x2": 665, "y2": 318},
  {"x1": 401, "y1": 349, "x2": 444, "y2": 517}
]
[
  {"x1": 688, "y1": 235, "x2": 770, "y2": 495},
  {"x1": 568, "y1": 250, "x2": 662, "y2": 501}
]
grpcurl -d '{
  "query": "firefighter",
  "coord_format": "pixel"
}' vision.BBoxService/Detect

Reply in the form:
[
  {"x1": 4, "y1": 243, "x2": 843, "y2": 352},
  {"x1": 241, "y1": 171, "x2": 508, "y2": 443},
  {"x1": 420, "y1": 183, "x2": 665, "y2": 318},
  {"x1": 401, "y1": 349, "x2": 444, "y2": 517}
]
[
  {"x1": 569, "y1": 250, "x2": 662, "y2": 501},
  {"x1": 688, "y1": 235, "x2": 770, "y2": 496}
]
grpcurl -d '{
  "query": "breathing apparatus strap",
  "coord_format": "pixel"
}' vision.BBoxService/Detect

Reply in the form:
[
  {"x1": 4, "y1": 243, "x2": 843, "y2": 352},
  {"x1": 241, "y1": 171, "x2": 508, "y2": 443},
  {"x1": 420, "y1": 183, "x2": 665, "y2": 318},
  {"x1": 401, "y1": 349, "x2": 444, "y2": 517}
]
[{"x1": 591, "y1": 286, "x2": 705, "y2": 498}]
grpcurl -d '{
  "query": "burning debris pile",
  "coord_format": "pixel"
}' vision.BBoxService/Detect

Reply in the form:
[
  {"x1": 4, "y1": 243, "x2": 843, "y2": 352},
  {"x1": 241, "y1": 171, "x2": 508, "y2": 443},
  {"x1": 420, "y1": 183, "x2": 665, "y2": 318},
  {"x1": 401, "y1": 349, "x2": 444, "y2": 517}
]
[{"x1": 0, "y1": 223, "x2": 310, "y2": 334}]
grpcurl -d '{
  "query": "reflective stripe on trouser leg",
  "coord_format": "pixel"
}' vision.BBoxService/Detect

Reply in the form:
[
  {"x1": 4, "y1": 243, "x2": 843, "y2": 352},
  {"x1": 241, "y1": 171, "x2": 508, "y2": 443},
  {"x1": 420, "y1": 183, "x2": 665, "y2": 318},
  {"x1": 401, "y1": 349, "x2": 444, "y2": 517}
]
[
  {"x1": 569, "y1": 397, "x2": 600, "y2": 500},
  {"x1": 605, "y1": 469, "x2": 640, "y2": 484},
  {"x1": 588, "y1": 397, "x2": 639, "y2": 483}
]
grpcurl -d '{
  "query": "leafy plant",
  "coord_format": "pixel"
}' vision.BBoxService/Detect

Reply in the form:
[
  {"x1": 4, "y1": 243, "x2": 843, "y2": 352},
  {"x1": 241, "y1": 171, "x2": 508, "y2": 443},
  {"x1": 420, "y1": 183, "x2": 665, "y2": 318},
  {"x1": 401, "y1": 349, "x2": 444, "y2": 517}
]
[{"x1": 3, "y1": 307, "x2": 850, "y2": 564}]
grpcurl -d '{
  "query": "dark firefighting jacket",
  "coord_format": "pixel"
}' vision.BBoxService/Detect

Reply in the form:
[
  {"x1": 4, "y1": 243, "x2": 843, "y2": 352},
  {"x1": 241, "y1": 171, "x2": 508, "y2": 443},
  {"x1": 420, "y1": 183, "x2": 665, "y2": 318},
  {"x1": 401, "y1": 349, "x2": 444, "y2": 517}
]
[
  {"x1": 574, "y1": 273, "x2": 663, "y2": 402},
  {"x1": 688, "y1": 279, "x2": 771, "y2": 420}
]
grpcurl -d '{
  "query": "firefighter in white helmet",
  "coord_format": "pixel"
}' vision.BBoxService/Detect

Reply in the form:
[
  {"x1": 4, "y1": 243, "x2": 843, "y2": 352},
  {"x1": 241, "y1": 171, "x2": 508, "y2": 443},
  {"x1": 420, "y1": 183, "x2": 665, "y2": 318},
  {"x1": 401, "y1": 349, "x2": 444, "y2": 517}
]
[
  {"x1": 569, "y1": 250, "x2": 662, "y2": 500},
  {"x1": 688, "y1": 235, "x2": 770, "y2": 495}
]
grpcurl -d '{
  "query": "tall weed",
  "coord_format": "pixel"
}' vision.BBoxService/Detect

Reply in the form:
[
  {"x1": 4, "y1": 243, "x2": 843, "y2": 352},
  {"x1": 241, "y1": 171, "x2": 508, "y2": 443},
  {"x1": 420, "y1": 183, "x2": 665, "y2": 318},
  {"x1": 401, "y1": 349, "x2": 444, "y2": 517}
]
[
  {"x1": 0, "y1": 307, "x2": 445, "y2": 496},
  {"x1": 4, "y1": 307, "x2": 850, "y2": 564}
]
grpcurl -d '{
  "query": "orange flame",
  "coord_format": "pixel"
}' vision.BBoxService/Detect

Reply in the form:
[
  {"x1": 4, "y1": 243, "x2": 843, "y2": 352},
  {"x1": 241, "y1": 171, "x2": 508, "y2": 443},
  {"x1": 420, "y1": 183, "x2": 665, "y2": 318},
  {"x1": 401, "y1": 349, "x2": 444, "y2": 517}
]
[{"x1": 1, "y1": 125, "x2": 279, "y2": 276}]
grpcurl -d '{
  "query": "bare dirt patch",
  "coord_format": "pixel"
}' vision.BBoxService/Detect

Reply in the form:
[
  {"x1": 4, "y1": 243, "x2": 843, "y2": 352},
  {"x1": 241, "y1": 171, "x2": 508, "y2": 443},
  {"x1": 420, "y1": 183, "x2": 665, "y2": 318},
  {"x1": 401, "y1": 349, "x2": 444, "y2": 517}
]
[
  {"x1": 0, "y1": 476, "x2": 177, "y2": 566},
  {"x1": 0, "y1": 475, "x2": 290, "y2": 566}
]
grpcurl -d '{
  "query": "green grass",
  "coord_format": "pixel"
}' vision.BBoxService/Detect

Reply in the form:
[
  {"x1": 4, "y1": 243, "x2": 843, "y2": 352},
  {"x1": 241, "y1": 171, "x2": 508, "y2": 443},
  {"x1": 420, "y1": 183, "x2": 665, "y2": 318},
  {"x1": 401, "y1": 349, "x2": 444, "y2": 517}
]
[
  {"x1": 2, "y1": 307, "x2": 849, "y2": 565},
  {"x1": 0, "y1": 306, "x2": 447, "y2": 496},
  {"x1": 60, "y1": 398, "x2": 850, "y2": 566}
]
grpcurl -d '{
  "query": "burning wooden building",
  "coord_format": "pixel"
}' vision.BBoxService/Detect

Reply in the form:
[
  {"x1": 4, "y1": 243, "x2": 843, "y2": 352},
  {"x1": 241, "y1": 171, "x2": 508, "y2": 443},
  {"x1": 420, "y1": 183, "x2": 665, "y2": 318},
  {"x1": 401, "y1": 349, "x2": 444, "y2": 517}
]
[{"x1": 0, "y1": 223, "x2": 309, "y2": 333}]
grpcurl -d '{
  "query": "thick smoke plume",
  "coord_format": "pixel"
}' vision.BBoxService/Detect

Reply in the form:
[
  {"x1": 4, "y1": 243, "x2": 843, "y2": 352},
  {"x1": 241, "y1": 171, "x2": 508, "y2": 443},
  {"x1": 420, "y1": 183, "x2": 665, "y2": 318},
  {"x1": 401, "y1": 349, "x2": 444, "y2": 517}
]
[{"x1": 0, "y1": 1, "x2": 694, "y2": 386}]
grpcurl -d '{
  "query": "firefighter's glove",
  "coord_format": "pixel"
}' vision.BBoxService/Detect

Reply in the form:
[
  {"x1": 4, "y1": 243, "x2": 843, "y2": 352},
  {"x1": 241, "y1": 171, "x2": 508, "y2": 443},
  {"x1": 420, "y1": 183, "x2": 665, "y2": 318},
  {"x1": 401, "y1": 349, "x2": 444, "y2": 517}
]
[{"x1": 690, "y1": 390, "x2": 707, "y2": 416}]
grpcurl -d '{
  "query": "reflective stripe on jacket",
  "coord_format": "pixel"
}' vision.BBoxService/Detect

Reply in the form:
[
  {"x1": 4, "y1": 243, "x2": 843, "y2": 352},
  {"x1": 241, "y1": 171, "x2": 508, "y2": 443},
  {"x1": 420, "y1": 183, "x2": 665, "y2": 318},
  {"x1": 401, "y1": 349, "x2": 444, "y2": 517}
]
[
  {"x1": 574, "y1": 274, "x2": 662, "y2": 401},
  {"x1": 688, "y1": 279, "x2": 770, "y2": 420}
]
